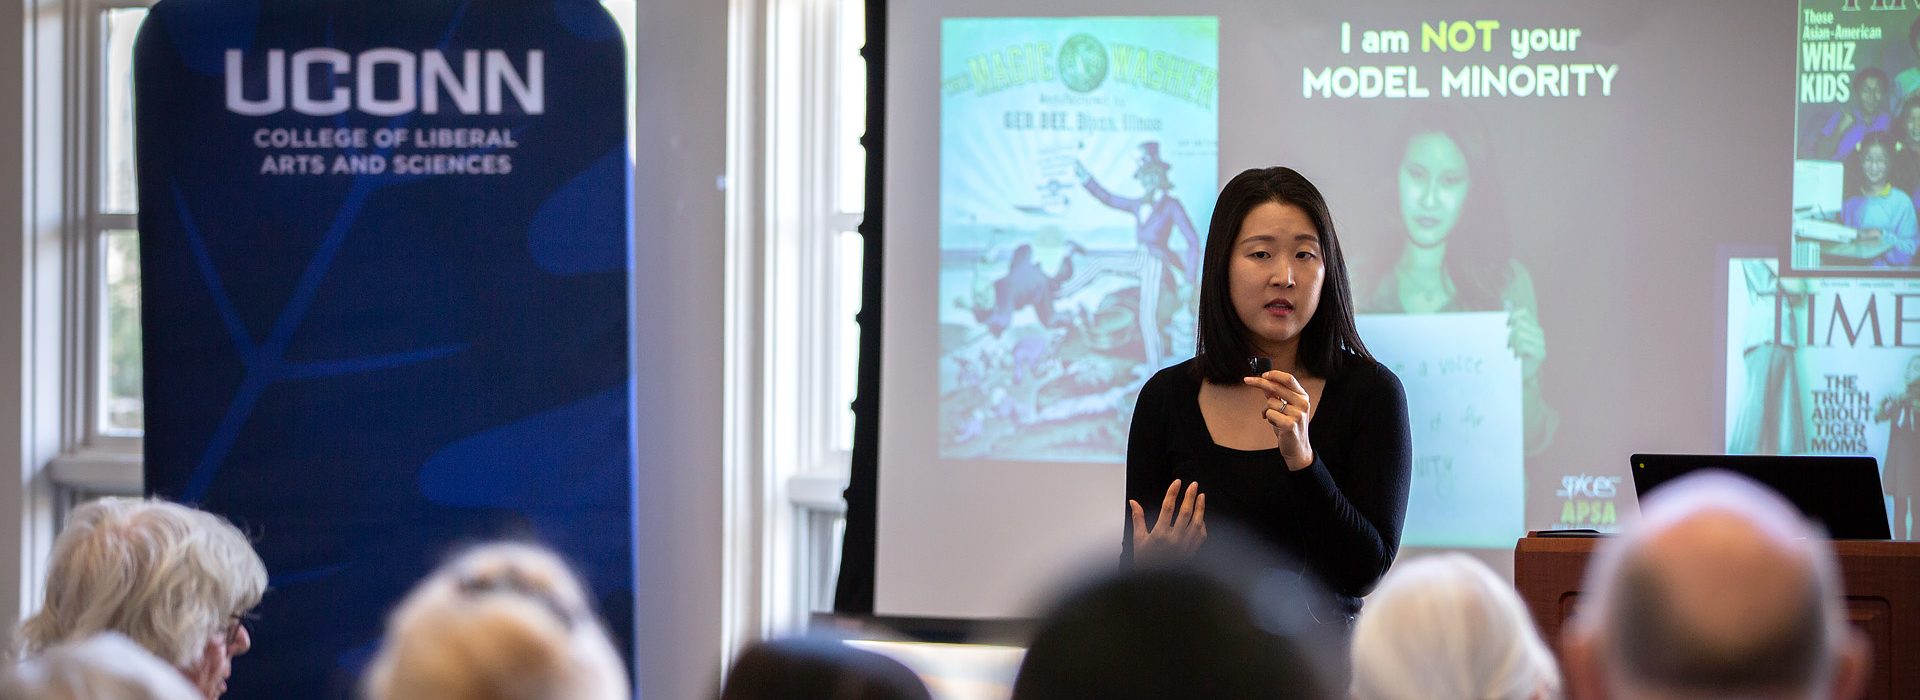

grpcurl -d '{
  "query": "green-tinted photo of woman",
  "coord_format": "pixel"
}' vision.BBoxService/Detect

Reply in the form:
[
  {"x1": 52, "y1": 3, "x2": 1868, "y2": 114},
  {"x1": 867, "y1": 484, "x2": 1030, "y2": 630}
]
[{"x1": 1363, "y1": 104, "x2": 1558, "y2": 455}]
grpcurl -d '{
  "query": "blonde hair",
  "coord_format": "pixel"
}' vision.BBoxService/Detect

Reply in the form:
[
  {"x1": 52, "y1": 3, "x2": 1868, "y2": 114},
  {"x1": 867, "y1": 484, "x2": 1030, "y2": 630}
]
[
  {"x1": 1351, "y1": 554, "x2": 1561, "y2": 700},
  {"x1": 0, "y1": 633, "x2": 203, "y2": 700},
  {"x1": 362, "y1": 542, "x2": 629, "y2": 700},
  {"x1": 19, "y1": 498, "x2": 266, "y2": 669}
]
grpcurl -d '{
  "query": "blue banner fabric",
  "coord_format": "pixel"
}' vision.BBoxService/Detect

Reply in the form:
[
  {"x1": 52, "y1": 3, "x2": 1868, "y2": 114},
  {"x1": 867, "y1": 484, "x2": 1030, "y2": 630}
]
[{"x1": 134, "y1": 0, "x2": 634, "y2": 696}]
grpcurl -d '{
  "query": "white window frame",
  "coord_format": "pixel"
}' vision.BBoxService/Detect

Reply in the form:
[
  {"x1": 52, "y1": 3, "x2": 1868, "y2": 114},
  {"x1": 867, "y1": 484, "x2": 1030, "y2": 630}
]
[
  {"x1": 721, "y1": 0, "x2": 863, "y2": 668},
  {"x1": 6, "y1": 0, "x2": 102, "y2": 634},
  {"x1": 44, "y1": 0, "x2": 150, "y2": 499}
]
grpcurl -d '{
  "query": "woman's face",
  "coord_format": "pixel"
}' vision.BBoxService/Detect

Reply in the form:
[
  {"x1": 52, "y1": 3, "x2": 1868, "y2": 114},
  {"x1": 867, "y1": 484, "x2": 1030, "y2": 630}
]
[
  {"x1": 1863, "y1": 143, "x2": 1891, "y2": 187},
  {"x1": 1903, "y1": 108, "x2": 1920, "y2": 145},
  {"x1": 1229, "y1": 201, "x2": 1325, "y2": 356},
  {"x1": 184, "y1": 616, "x2": 251, "y2": 699},
  {"x1": 1398, "y1": 131, "x2": 1471, "y2": 248},
  {"x1": 1136, "y1": 167, "x2": 1169, "y2": 193}
]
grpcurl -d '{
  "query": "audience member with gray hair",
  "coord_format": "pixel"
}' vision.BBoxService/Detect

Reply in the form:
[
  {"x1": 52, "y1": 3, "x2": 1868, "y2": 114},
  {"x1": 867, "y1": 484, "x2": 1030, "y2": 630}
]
[
  {"x1": 1563, "y1": 470, "x2": 1871, "y2": 700},
  {"x1": 16, "y1": 497, "x2": 266, "y2": 699},
  {"x1": 0, "y1": 633, "x2": 202, "y2": 700},
  {"x1": 362, "y1": 542, "x2": 629, "y2": 700},
  {"x1": 1350, "y1": 553, "x2": 1561, "y2": 700}
]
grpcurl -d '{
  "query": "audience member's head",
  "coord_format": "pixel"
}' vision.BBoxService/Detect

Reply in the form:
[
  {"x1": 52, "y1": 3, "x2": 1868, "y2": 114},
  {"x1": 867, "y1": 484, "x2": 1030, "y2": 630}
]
[
  {"x1": 362, "y1": 542, "x2": 629, "y2": 700},
  {"x1": 1564, "y1": 471, "x2": 1870, "y2": 700},
  {"x1": 17, "y1": 497, "x2": 266, "y2": 699},
  {"x1": 0, "y1": 633, "x2": 202, "y2": 700},
  {"x1": 1011, "y1": 555, "x2": 1335, "y2": 700},
  {"x1": 718, "y1": 638, "x2": 932, "y2": 700},
  {"x1": 1350, "y1": 553, "x2": 1560, "y2": 700}
]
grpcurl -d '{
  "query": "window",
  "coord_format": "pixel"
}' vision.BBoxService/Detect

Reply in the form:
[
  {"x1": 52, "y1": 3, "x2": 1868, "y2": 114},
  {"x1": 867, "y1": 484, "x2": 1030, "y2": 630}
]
[
  {"x1": 721, "y1": 0, "x2": 868, "y2": 649},
  {"x1": 831, "y1": 1, "x2": 865, "y2": 457},
  {"x1": 46, "y1": 0, "x2": 153, "y2": 500},
  {"x1": 775, "y1": 0, "x2": 865, "y2": 619},
  {"x1": 100, "y1": 8, "x2": 144, "y2": 438}
]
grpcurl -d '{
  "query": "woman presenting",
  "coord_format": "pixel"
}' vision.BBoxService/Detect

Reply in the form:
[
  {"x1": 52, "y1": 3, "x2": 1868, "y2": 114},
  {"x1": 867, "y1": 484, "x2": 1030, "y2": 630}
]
[{"x1": 1124, "y1": 167, "x2": 1412, "y2": 621}]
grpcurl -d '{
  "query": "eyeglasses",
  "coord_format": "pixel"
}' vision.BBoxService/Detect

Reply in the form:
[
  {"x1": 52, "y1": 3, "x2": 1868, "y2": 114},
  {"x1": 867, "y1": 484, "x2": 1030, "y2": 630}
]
[{"x1": 224, "y1": 611, "x2": 259, "y2": 647}]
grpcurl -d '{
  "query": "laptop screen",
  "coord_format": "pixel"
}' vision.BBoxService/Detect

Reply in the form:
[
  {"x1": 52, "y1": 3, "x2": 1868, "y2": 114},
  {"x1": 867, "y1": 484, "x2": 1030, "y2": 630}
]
[{"x1": 1630, "y1": 454, "x2": 1890, "y2": 540}]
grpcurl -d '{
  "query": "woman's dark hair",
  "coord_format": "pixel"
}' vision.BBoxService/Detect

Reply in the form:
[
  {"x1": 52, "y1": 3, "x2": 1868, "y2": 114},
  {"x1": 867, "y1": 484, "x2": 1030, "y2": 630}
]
[
  {"x1": 720, "y1": 638, "x2": 932, "y2": 700},
  {"x1": 1897, "y1": 96, "x2": 1920, "y2": 145},
  {"x1": 1889, "y1": 98, "x2": 1920, "y2": 193},
  {"x1": 1378, "y1": 101, "x2": 1515, "y2": 313},
  {"x1": 1854, "y1": 67, "x2": 1890, "y2": 112},
  {"x1": 1011, "y1": 558, "x2": 1336, "y2": 700},
  {"x1": 1193, "y1": 167, "x2": 1371, "y2": 384}
]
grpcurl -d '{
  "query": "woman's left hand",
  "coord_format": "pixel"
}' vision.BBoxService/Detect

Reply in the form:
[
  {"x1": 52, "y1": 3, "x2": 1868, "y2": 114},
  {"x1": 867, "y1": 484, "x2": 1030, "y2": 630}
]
[{"x1": 1244, "y1": 370, "x2": 1314, "y2": 471}]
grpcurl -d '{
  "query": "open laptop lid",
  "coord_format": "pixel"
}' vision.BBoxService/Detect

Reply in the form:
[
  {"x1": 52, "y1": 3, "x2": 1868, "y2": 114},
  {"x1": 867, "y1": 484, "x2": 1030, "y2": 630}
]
[{"x1": 1630, "y1": 454, "x2": 1891, "y2": 540}]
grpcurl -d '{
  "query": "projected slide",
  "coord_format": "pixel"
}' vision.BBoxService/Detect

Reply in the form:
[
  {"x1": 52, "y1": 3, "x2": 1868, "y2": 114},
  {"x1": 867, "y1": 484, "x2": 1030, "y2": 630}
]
[
  {"x1": 938, "y1": 17, "x2": 1218, "y2": 462},
  {"x1": 1725, "y1": 258, "x2": 1920, "y2": 539},
  {"x1": 1793, "y1": 1, "x2": 1920, "y2": 271},
  {"x1": 876, "y1": 0, "x2": 1920, "y2": 621}
]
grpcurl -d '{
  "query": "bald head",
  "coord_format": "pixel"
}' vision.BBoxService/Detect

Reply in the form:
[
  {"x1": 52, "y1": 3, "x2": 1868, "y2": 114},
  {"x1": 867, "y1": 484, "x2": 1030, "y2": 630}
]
[{"x1": 1568, "y1": 471, "x2": 1864, "y2": 700}]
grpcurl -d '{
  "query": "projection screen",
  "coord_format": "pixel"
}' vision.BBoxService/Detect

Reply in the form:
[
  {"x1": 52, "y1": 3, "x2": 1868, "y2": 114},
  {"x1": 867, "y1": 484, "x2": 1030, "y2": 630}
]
[{"x1": 868, "y1": 0, "x2": 1918, "y2": 620}]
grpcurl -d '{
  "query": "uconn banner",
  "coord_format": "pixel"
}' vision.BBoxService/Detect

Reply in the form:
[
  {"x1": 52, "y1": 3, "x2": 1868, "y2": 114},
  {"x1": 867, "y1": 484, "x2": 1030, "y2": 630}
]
[{"x1": 134, "y1": 0, "x2": 633, "y2": 696}]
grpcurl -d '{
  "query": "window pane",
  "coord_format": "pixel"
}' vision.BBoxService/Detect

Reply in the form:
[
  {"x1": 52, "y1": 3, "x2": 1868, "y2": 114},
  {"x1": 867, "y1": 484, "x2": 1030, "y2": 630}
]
[
  {"x1": 103, "y1": 230, "x2": 143, "y2": 434},
  {"x1": 810, "y1": 512, "x2": 845, "y2": 612},
  {"x1": 835, "y1": 0, "x2": 866, "y2": 215},
  {"x1": 835, "y1": 230, "x2": 863, "y2": 453},
  {"x1": 101, "y1": 9, "x2": 148, "y2": 215}
]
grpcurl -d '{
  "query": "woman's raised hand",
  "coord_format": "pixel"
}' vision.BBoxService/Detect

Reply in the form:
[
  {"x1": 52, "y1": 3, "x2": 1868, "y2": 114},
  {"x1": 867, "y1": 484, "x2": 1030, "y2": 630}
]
[
  {"x1": 1245, "y1": 370, "x2": 1314, "y2": 470},
  {"x1": 1129, "y1": 479, "x2": 1206, "y2": 562}
]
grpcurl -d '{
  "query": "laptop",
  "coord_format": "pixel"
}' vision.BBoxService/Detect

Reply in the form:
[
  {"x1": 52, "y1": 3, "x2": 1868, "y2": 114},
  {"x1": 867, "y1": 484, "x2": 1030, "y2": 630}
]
[{"x1": 1629, "y1": 454, "x2": 1891, "y2": 540}]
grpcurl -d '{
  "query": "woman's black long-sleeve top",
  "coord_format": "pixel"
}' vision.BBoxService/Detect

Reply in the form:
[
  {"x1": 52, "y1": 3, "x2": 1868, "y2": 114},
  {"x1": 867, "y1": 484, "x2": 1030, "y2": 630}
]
[{"x1": 1123, "y1": 355, "x2": 1413, "y2": 619}]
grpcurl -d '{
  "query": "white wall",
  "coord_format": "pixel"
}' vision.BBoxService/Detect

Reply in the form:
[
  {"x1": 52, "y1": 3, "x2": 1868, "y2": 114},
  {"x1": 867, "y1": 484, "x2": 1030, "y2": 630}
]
[
  {"x1": 0, "y1": 0, "x2": 30, "y2": 641},
  {"x1": 629, "y1": 0, "x2": 731, "y2": 698}
]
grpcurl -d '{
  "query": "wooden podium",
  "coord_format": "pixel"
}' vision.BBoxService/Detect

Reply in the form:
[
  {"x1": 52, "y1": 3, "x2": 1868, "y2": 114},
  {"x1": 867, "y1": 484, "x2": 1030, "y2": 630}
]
[{"x1": 1514, "y1": 536, "x2": 1920, "y2": 700}]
